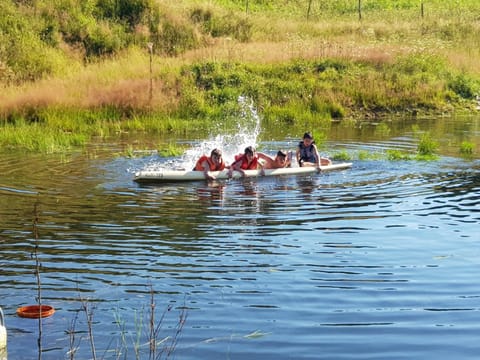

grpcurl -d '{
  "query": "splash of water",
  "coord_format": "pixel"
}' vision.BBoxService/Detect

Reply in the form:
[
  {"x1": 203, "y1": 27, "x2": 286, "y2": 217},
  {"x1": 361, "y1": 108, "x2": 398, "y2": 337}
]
[{"x1": 174, "y1": 96, "x2": 262, "y2": 170}]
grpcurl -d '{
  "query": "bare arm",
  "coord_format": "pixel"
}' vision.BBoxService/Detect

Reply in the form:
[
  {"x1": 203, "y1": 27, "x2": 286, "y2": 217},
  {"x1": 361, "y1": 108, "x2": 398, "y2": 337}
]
[
  {"x1": 257, "y1": 158, "x2": 266, "y2": 176},
  {"x1": 228, "y1": 159, "x2": 242, "y2": 177},
  {"x1": 285, "y1": 152, "x2": 292, "y2": 168},
  {"x1": 201, "y1": 160, "x2": 215, "y2": 180},
  {"x1": 257, "y1": 152, "x2": 274, "y2": 169},
  {"x1": 312, "y1": 144, "x2": 321, "y2": 168},
  {"x1": 257, "y1": 152, "x2": 273, "y2": 162}
]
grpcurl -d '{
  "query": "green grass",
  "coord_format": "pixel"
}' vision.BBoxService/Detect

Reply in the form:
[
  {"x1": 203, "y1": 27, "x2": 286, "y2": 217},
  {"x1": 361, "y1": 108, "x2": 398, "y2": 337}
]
[
  {"x1": 158, "y1": 143, "x2": 186, "y2": 157},
  {"x1": 416, "y1": 131, "x2": 439, "y2": 156},
  {"x1": 460, "y1": 140, "x2": 475, "y2": 157},
  {"x1": 0, "y1": 123, "x2": 87, "y2": 153},
  {"x1": 1, "y1": 52, "x2": 477, "y2": 152},
  {"x1": 386, "y1": 149, "x2": 413, "y2": 161},
  {"x1": 332, "y1": 150, "x2": 352, "y2": 161},
  {"x1": 1, "y1": 0, "x2": 480, "y2": 152}
]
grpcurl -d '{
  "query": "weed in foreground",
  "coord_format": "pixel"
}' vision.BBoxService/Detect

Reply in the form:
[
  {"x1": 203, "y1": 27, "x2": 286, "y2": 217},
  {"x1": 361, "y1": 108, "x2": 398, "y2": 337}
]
[
  {"x1": 460, "y1": 140, "x2": 474, "y2": 156},
  {"x1": 386, "y1": 149, "x2": 413, "y2": 161},
  {"x1": 31, "y1": 203, "x2": 186, "y2": 360},
  {"x1": 417, "y1": 132, "x2": 439, "y2": 156},
  {"x1": 332, "y1": 150, "x2": 352, "y2": 161},
  {"x1": 32, "y1": 201, "x2": 44, "y2": 359}
]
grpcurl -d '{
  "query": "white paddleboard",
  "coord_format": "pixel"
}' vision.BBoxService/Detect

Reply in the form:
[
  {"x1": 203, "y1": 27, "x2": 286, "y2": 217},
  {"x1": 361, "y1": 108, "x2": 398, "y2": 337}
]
[{"x1": 134, "y1": 162, "x2": 352, "y2": 183}]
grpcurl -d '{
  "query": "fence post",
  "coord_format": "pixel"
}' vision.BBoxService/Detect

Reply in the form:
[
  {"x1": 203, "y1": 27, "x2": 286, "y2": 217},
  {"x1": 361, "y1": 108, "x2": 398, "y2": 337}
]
[
  {"x1": 307, "y1": 0, "x2": 313, "y2": 20},
  {"x1": 148, "y1": 42, "x2": 153, "y2": 104}
]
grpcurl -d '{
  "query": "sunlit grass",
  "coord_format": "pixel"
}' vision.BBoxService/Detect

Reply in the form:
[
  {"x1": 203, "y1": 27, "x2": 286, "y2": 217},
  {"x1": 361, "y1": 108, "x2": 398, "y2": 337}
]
[
  {"x1": 332, "y1": 150, "x2": 352, "y2": 161},
  {"x1": 386, "y1": 149, "x2": 413, "y2": 161},
  {"x1": 417, "y1": 131, "x2": 439, "y2": 156},
  {"x1": 1, "y1": 1, "x2": 480, "y2": 153},
  {"x1": 0, "y1": 107, "x2": 217, "y2": 153},
  {"x1": 157, "y1": 143, "x2": 185, "y2": 157},
  {"x1": 460, "y1": 140, "x2": 475, "y2": 157},
  {"x1": 358, "y1": 150, "x2": 383, "y2": 160},
  {"x1": 0, "y1": 123, "x2": 87, "y2": 153}
]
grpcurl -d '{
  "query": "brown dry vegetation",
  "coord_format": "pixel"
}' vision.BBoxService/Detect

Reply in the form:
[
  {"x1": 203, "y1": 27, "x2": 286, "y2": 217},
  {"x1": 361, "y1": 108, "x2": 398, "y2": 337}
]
[
  {"x1": 1, "y1": 1, "x2": 480, "y2": 128},
  {"x1": 1, "y1": 50, "x2": 177, "y2": 115},
  {"x1": 0, "y1": 38, "x2": 429, "y2": 116},
  {"x1": 3, "y1": 17, "x2": 478, "y2": 118}
]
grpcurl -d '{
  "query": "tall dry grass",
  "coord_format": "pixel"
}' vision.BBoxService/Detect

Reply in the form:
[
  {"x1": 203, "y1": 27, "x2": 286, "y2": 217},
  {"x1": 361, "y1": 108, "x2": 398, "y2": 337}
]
[
  {"x1": 3, "y1": 8, "x2": 478, "y2": 116},
  {"x1": 1, "y1": 1, "x2": 479, "y2": 154},
  {"x1": 0, "y1": 49, "x2": 181, "y2": 117}
]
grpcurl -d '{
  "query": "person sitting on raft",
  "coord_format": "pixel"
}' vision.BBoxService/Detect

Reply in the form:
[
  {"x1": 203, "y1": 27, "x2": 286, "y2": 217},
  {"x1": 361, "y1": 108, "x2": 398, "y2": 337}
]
[
  {"x1": 257, "y1": 150, "x2": 292, "y2": 169},
  {"x1": 296, "y1": 132, "x2": 332, "y2": 168},
  {"x1": 228, "y1": 146, "x2": 265, "y2": 178},
  {"x1": 194, "y1": 148, "x2": 226, "y2": 180}
]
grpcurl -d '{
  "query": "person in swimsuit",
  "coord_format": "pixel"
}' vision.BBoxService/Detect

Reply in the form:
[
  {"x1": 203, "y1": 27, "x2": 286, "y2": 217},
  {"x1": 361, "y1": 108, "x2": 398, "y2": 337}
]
[
  {"x1": 296, "y1": 132, "x2": 332, "y2": 168},
  {"x1": 257, "y1": 150, "x2": 292, "y2": 169}
]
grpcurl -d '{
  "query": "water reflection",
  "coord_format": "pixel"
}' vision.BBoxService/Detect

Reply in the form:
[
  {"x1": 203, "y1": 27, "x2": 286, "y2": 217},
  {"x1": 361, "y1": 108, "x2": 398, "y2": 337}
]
[
  {"x1": 195, "y1": 181, "x2": 225, "y2": 205},
  {"x1": 296, "y1": 176, "x2": 317, "y2": 195},
  {"x1": 235, "y1": 178, "x2": 259, "y2": 198}
]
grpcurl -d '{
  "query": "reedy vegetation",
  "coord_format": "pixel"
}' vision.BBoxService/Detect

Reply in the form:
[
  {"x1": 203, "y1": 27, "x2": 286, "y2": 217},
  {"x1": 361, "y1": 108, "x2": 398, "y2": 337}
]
[
  {"x1": 1, "y1": 0, "x2": 480, "y2": 152},
  {"x1": 31, "y1": 204, "x2": 186, "y2": 360}
]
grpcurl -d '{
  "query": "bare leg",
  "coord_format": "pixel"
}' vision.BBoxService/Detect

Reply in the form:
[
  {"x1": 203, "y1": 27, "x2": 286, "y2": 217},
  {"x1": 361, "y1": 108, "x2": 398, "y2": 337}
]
[{"x1": 320, "y1": 157, "x2": 332, "y2": 166}]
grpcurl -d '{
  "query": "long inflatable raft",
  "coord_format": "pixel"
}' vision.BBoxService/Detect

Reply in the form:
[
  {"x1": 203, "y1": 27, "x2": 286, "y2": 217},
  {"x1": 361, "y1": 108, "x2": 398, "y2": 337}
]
[{"x1": 134, "y1": 162, "x2": 352, "y2": 183}]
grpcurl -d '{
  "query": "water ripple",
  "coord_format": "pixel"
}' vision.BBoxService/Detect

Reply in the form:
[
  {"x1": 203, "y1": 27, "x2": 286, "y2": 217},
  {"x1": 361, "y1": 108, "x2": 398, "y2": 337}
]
[{"x1": 2, "y1": 138, "x2": 480, "y2": 360}]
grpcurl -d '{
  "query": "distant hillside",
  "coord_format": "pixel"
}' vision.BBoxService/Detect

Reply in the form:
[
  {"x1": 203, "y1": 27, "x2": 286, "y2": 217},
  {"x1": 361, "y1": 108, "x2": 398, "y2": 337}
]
[
  {"x1": 2, "y1": 0, "x2": 480, "y2": 84},
  {"x1": 0, "y1": 0, "x2": 479, "y2": 151}
]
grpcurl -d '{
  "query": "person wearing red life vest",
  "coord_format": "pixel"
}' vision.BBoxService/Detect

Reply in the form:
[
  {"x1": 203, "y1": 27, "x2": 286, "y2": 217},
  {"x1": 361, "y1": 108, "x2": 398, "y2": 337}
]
[
  {"x1": 228, "y1": 146, "x2": 264, "y2": 178},
  {"x1": 194, "y1": 148, "x2": 226, "y2": 180}
]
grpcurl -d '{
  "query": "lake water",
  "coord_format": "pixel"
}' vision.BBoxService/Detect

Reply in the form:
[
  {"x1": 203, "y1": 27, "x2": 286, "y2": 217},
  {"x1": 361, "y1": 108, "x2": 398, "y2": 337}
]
[{"x1": 1, "y1": 116, "x2": 479, "y2": 360}]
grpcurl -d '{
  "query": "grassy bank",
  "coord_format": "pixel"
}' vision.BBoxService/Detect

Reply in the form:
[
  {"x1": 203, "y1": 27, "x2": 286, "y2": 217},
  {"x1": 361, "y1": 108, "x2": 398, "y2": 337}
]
[{"x1": 1, "y1": 0, "x2": 480, "y2": 152}]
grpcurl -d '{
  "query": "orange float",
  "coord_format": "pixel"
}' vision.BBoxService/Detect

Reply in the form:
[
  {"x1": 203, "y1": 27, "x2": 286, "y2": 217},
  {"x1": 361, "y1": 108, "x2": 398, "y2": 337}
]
[{"x1": 16, "y1": 305, "x2": 55, "y2": 319}]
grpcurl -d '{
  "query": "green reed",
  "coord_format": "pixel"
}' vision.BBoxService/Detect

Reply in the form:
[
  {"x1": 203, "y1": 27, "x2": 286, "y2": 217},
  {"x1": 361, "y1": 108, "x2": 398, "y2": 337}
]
[
  {"x1": 0, "y1": 123, "x2": 87, "y2": 153},
  {"x1": 416, "y1": 131, "x2": 439, "y2": 160},
  {"x1": 387, "y1": 149, "x2": 413, "y2": 161},
  {"x1": 2, "y1": 0, "x2": 480, "y2": 153},
  {"x1": 460, "y1": 141, "x2": 474, "y2": 157}
]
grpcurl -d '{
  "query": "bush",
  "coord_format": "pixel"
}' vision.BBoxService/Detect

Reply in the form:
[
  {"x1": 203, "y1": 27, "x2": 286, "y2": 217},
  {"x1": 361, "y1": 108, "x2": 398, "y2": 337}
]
[
  {"x1": 310, "y1": 96, "x2": 345, "y2": 119},
  {"x1": 154, "y1": 16, "x2": 199, "y2": 56},
  {"x1": 314, "y1": 59, "x2": 348, "y2": 73},
  {"x1": 190, "y1": 62, "x2": 219, "y2": 90},
  {"x1": 206, "y1": 12, "x2": 253, "y2": 42},
  {"x1": 0, "y1": 0, "x2": 160, "y2": 81},
  {"x1": 264, "y1": 105, "x2": 298, "y2": 125},
  {"x1": 190, "y1": 6, "x2": 214, "y2": 31},
  {"x1": 95, "y1": 0, "x2": 152, "y2": 29},
  {"x1": 0, "y1": 1, "x2": 69, "y2": 82},
  {"x1": 83, "y1": 21, "x2": 127, "y2": 57},
  {"x1": 447, "y1": 73, "x2": 478, "y2": 99},
  {"x1": 176, "y1": 85, "x2": 207, "y2": 119}
]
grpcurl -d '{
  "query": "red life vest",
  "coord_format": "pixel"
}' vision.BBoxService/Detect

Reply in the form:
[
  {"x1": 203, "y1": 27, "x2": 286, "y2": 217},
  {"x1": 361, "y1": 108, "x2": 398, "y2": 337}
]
[
  {"x1": 233, "y1": 154, "x2": 259, "y2": 170},
  {"x1": 194, "y1": 155, "x2": 225, "y2": 171}
]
